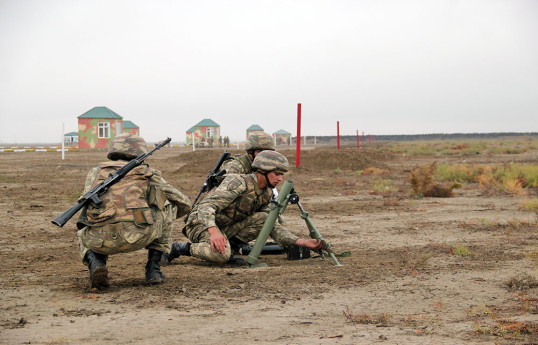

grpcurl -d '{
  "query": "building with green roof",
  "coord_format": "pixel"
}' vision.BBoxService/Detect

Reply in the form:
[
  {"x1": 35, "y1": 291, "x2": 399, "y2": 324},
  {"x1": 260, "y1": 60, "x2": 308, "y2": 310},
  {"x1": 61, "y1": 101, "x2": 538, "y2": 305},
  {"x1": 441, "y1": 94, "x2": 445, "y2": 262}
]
[
  {"x1": 64, "y1": 132, "x2": 79, "y2": 147},
  {"x1": 77, "y1": 106, "x2": 124, "y2": 148},
  {"x1": 273, "y1": 129, "x2": 291, "y2": 145},
  {"x1": 246, "y1": 124, "x2": 264, "y2": 139},
  {"x1": 123, "y1": 120, "x2": 140, "y2": 135},
  {"x1": 186, "y1": 118, "x2": 220, "y2": 147}
]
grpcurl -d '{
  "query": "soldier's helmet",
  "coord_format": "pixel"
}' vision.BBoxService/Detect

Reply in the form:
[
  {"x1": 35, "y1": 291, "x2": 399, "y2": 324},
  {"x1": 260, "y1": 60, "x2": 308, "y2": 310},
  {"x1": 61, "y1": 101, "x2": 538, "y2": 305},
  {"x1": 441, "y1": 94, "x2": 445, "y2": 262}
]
[
  {"x1": 252, "y1": 151, "x2": 289, "y2": 173},
  {"x1": 107, "y1": 133, "x2": 148, "y2": 160},
  {"x1": 245, "y1": 132, "x2": 275, "y2": 151}
]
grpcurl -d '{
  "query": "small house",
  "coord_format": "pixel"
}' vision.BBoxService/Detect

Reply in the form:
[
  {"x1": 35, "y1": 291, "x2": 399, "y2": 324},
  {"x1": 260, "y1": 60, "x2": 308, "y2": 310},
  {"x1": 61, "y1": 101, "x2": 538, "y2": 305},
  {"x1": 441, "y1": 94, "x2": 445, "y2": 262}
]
[
  {"x1": 64, "y1": 132, "x2": 79, "y2": 147},
  {"x1": 78, "y1": 106, "x2": 123, "y2": 149},
  {"x1": 273, "y1": 129, "x2": 291, "y2": 145},
  {"x1": 123, "y1": 120, "x2": 140, "y2": 135},
  {"x1": 186, "y1": 118, "x2": 220, "y2": 147},
  {"x1": 246, "y1": 124, "x2": 263, "y2": 139}
]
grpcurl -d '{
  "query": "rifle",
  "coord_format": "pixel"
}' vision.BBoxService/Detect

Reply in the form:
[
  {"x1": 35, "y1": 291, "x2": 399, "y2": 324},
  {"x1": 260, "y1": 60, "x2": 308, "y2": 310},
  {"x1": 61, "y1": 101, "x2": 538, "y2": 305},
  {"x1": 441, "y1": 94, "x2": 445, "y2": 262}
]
[
  {"x1": 51, "y1": 137, "x2": 172, "y2": 228},
  {"x1": 246, "y1": 180, "x2": 343, "y2": 267},
  {"x1": 191, "y1": 151, "x2": 230, "y2": 207}
]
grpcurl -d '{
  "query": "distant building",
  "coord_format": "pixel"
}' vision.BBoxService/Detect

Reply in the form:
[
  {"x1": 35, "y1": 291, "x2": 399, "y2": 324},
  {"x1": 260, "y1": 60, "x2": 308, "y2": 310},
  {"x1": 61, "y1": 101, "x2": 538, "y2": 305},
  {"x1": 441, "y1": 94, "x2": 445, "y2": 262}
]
[
  {"x1": 123, "y1": 120, "x2": 140, "y2": 135},
  {"x1": 78, "y1": 106, "x2": 123, "y2": 149},
  {"x1": 246, "y1": 124, "x2": 264, "y2": 139},
  {"x1": 273, "y1": 129, "x2": 291, "y2": 145},
  {"x1": 186, "y1": 118, "x2": 220, "y2": 146},
  {"x1": 64, "y1": 132, "x2": 79, "y2": 147}
]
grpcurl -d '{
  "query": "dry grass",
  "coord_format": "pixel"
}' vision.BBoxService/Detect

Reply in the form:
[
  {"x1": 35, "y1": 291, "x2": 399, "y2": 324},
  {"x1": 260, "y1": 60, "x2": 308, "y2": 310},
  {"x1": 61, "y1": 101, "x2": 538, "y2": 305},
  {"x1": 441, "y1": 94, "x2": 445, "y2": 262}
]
[
  {"x1": 453, "y1": 246, "x2": 472, "y2": 257},
  {"x1": 434, "y1": 162, "x2": 538, "y2": 195},
  {"x1": 471, "y1": 303, "x2": 538, "y2": 340},
  {"x1": 506, "y1": 273, "x2": 538, "y2": 291},
  {"x1": 343, "y1": 307, "x2": 391, "y2": 325},
  {"x1": 409, "y1": 162, "x2": 461, "y2": 197},
  {"x1": 475, "y1": 319, "x2": 538, "y2": 339},
  {"x1": 362, "y1": 167, "x2": 390, "y2": 176},
  {"x1": 526, "y1": 249, "x2": 538, "y2": 263},
  {"x1": 521, "y1": 198, "x2": 538, "y2": 213}
]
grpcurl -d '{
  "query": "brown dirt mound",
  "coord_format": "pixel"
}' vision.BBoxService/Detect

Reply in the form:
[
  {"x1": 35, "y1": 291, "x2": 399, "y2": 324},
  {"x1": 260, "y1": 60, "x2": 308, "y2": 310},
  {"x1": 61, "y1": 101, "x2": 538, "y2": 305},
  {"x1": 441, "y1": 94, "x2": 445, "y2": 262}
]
[{"x1": 174, "y1": 147, "x2": 395, "y2": 175}]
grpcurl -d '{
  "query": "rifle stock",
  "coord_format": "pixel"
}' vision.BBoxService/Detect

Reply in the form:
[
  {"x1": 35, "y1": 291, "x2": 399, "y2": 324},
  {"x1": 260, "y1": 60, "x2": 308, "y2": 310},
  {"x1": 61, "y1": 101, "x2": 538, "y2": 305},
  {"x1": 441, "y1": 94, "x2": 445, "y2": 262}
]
[
  {"x1": 51, "y1": 137, "x2": 171, "y2": 228},
  {"x1": 51, "y1": 202, "x2": 85, "y2": 227}
]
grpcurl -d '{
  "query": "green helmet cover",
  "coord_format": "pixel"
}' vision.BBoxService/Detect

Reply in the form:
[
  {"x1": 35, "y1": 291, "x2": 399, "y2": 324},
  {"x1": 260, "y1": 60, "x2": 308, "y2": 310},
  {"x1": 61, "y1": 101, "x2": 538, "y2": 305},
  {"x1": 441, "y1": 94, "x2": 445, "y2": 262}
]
[
  {"x1": 245, "y1": 132, "x2": 275, "y2": 151},
  {"x1": 107, "y1": 133, "x2": 148, "y2": 160},
  {"x1": 251, "y1": 151, "x2": 289, "y2": 173}
]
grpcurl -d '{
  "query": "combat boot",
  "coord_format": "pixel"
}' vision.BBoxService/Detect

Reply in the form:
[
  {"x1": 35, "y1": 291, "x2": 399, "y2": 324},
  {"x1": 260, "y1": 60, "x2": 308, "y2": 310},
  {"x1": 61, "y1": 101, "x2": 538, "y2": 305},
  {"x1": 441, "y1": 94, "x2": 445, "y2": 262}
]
[
  {"x1": 227, "y1": 255, "x2": 246, "y2": 265},
  {"x1": 160, "y1": 242, "x2": 191, "y2": 266},
  {"x1": 145, "y1": 249, "x2": 166, "y2": 284},
  {"x1": 85, "y1": 250, "x2": 109, "y2": 288}
]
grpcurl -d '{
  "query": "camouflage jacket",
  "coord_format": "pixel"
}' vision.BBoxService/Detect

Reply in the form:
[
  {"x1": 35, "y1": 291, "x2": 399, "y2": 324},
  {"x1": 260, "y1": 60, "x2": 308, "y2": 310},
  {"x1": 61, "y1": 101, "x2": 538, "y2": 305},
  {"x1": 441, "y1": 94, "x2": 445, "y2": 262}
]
[
  {"x1": 221, "y1": 154, "x2": 252, "y2": 175},
  {"x1": 213, "y1": 154, "x2": 252, "y2": 187},
  {"x1": 187, "y1": 173, "x2": 298, "y2": 246},
  {"x1": 78, "y1": 161, "x2": 191, "y2": 227}
]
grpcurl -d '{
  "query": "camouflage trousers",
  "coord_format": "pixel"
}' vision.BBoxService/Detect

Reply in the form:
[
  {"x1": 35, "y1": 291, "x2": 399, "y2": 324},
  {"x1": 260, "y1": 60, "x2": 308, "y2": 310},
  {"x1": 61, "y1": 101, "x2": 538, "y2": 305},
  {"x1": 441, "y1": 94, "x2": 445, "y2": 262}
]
[
  {"x1": 78, "y1": 204, "x2": 177, "y2": 265},
  {"x1": 186, "y1": 212, "x2": 267, "y2": 264}
]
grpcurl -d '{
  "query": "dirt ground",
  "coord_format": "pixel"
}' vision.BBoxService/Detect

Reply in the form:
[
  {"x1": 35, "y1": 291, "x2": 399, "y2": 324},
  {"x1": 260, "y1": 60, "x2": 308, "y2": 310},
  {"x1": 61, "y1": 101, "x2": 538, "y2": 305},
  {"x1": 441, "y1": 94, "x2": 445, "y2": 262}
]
[{"x1": 1, "y1": 143, "x2": 537, "y2": 344}]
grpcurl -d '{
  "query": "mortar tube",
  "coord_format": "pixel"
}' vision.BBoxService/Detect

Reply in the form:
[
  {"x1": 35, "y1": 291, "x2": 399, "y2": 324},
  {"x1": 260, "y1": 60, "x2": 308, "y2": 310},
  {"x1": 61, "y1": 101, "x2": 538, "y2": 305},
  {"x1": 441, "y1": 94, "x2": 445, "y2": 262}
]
[{"x1": 246, "y1": 180, "x2": 294, "y2": 266}]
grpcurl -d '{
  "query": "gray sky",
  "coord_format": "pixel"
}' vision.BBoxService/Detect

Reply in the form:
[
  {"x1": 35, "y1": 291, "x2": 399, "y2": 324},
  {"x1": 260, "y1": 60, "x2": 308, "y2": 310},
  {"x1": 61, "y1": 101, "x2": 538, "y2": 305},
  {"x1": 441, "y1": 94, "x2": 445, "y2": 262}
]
[{"x1": 1, "y1": 0, "x2": 537, "y2": 144}]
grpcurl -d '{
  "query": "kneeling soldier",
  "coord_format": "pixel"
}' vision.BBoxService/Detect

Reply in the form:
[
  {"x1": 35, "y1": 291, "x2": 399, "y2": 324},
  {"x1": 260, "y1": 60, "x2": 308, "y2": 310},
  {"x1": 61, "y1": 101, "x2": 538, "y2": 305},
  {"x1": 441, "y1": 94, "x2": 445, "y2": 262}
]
[
  {"x1": 162, "y1": 151, "x2": 322, "y2": 265},
  {"x1": 76, "y1": 134, "x2": 191, "y2": 288}
]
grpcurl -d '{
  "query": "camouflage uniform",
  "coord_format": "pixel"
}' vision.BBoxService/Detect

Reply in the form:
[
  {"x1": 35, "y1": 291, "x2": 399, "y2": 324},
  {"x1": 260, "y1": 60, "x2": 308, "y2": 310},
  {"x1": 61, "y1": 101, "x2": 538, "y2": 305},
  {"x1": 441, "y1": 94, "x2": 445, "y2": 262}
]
[
  {"x1": 77, "y1": 152, "x2": 191, "y2": 265},
  {"x1": 221, "y1": 153, "x2": 252, "y2": 175},
  {"x1": 217, "y1": 131, "x2": 288, "y2": 227},
  {"x1": 218, "y1": 131, "x2": 274, "y2": 183},
  {"x1": 183, "y1": 173, "x2": 298, "y2": 263}
]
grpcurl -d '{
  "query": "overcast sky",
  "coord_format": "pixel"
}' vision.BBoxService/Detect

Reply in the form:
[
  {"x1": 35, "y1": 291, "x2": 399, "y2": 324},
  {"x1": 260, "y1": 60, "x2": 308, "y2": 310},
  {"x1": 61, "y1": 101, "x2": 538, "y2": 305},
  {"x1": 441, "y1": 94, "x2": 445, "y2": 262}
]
[{"x1": 1, "y1": 0, "x2": 537, "y2": 144}]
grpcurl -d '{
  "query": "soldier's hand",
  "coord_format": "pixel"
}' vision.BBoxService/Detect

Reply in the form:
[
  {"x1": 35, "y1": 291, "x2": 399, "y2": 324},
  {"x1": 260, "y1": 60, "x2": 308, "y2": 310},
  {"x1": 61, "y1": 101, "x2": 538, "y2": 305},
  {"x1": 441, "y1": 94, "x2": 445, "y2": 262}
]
[
  {"x1": 208, "y1": 227, "x2": 227, "y2": 254},
  {"x1": 295, "y1": 238, "x2": 324, "y2": 251}
]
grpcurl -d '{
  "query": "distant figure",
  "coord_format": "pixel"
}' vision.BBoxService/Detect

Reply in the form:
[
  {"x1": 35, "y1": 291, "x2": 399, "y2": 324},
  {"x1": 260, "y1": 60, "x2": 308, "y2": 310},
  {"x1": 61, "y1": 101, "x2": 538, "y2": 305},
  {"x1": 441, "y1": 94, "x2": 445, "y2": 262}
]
[
  {"x1": 208, "y1": 136, "x2": 214, "y2": 148},
  {"x1": 75, "y1": 133, "x2": 191, "y2": 288},
  {"x1": 224, "y1": 136, "x2": 230, "y2": 148}
]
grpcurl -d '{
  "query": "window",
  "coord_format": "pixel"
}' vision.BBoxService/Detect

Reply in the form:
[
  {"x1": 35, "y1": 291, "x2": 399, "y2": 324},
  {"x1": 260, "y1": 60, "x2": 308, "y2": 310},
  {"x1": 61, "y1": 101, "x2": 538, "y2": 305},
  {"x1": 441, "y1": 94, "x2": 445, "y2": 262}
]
[
  {"x1": 98, "y1": 122, "x2": 110, "y2": 138},
  {"x1": 206, "y1": 127, "x2": 213, "y2": 138}
]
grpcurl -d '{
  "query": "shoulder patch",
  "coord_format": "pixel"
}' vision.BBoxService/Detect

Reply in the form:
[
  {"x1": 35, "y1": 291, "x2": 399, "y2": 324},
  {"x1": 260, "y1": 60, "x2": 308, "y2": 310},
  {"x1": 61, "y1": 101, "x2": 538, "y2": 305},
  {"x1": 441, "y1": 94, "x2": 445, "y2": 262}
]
[{"x1": 227, "y1": 178, "x2": 242, "y2": 191}]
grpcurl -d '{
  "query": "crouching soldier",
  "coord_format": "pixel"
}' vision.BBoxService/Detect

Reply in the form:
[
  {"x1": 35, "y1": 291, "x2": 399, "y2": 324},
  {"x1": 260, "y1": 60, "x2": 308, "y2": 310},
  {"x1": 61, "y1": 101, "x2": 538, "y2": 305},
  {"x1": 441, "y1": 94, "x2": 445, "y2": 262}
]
[
  {"x1": 76, "y1": 133, "x2": 191, "y2": 288},
  {"x1": 162, "y1": 151, "x2": 322, "y2": 265},
  {"x1": 220, "y1": 131, "x2": 275, "y2": 176}
]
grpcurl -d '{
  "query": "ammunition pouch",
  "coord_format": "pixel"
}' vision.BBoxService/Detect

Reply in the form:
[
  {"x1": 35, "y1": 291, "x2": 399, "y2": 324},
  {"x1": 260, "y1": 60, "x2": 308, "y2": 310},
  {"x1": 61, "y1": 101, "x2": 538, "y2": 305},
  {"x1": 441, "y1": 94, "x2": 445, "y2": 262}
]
[{"x1": 286, "y1": 246, "x2": 311, "y2": 260}]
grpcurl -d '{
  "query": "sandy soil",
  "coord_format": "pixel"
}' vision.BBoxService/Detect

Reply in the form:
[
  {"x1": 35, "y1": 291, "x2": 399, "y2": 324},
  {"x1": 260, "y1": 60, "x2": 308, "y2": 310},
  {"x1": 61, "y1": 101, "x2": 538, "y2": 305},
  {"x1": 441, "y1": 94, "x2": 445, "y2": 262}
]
[{"x1": 0, "y1": 144, "x2": 537, "y2": 344}]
